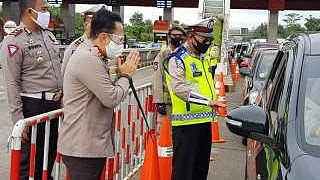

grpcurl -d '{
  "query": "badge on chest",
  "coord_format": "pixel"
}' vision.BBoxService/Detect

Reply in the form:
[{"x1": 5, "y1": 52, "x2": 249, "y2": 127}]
[{"x1": 190, "y1": 62, "x2": 202, "y2": 77}]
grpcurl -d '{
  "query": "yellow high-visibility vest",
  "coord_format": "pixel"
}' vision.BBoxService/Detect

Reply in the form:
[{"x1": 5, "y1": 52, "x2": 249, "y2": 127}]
[{"x1": 164, "y1": 46, "x2": 217, "y2": 126}]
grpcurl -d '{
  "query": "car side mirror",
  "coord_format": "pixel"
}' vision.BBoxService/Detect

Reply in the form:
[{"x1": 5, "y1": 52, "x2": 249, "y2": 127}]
[
  {"x1": 240, "y1": 67, "x2": 252, "y2": 77},
  {"x1": 226, "y1": 106, "x2": 280, "y2": 149}
]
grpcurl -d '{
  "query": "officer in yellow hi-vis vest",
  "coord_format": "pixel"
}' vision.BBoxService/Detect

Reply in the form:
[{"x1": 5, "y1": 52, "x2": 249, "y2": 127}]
[
  {"x1": 204, "y1": 45, "x2": 219, "y2": 74},
  {"x1": 163, "y1": 18, "x2": 226, "y2": 180}
]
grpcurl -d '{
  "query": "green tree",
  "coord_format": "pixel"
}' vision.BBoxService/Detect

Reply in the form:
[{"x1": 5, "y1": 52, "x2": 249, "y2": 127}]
[
  {"x1": 283, "y1": 13, "x2": 305, "y2": 35},
  {"x1": 254, "y1": 23, "x2": 267, "y2": 38},
  {"x1": 305, "y1": 15, "x2": 320, "y2": 31},
  {"x1": 278, "y1": 24, "x2": 288, "y2": 38},
  {"x1": 74, "y1": 13, "x2": 84, "y2": 37},
  {"x1": 125, "y1": 11, "x2": 153, "y2": 41},
  {"x1": 129, "y1": 12, "x2": 144, "y2": 26},
  {"x1": 283, "y1": 13, "x2": 302, "y2": 26},
  {"x1": 48, "y1": 6, "x2": 61, "y2": 19}
]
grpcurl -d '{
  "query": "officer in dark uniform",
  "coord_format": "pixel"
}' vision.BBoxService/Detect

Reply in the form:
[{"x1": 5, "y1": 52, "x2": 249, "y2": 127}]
[{"x1": 0, "y1": 0, "x2": 63, "y2": 179}]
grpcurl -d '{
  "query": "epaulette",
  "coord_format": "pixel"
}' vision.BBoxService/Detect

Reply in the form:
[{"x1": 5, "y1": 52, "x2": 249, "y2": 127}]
[
  {"x1": 74, "y1": 38, "x2": 84, "y2": 47},
  {"x1": 9, "y1": 28, "x2": 23, "y2": 36},
  {"x1": 24, "y1": 28, "x2": 32, "y2": 36},
  {"x1": 163, "y1": 46, "x2": 188, "y2": 74}
]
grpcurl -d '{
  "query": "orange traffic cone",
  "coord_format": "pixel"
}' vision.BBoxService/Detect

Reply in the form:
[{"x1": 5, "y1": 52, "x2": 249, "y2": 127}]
[
  {"x1": 231, "y1": 59, "x2": 237, "y2": 78},
  {"x1": 211, "y1": 120, "x2": 226, "y2": 143},
  {"x1": 158, "y1": 117, "x2": 173, "y2": 180},
  {"x1": 235, "y1": 64, "x2": 241, "y2": 83},
  {"x1": 215, "y1": 72, "x2": 223, "y2": 95},
  {"x1": 217, "y1": 80, "x2": 228, "y2": 117},
  {"x1": 212, "y1": 79, "x2": 227, "y2": 143},
  {"x1": 140, "y1": 131, "x2": 160, "y2": 180}
]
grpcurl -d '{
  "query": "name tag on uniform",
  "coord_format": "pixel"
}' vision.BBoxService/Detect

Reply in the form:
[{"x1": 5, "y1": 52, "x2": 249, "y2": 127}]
[
  {"x1": 28, "y1": 44, "x2": 42, "y2": 50},
  {"x1": 190, "y1": 62, "x2": 202, "y2": 77}
]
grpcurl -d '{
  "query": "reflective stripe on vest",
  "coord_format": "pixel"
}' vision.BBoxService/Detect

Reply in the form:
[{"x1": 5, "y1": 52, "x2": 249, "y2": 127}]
[{"x1": 171, "y1": 111, "x2": 216, "y2": 121}]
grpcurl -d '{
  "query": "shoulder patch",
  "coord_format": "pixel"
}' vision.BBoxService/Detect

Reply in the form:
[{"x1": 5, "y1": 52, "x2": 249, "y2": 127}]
[
  {"x1": 153, "y1": 62, "x2": 159, "y2": 71},
  {"x1": 74, "y1": 38, "x2": 84, "y2": 47},
  {"x1": 9, "y1": 28, "x2": 23, "y2": 36},
  {"x1": 48, "y1": 33, "x2": 59, "y2": 44},
  {"x1": 7, "y1": 44, "x2": 19, "y2": 57}
]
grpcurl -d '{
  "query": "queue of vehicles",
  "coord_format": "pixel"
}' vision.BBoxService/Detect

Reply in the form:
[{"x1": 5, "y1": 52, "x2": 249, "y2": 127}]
[{"x1": 227, "y1": 34, "x2": 320, "y2": 180}]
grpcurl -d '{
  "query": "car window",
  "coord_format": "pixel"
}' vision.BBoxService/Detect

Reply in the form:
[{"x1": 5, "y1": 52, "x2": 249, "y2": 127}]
[
  {"x1": 254, "y1": 52, "x2": 277, "y2": 83},
  {"x1": 301, "y1": 56, "x2": 320, "y2": 147}
]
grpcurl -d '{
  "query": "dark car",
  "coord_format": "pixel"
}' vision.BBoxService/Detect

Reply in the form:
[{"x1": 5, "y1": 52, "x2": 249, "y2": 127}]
[
  {"x1": 241, "y1": 49, "x2": 278, "y2": 106},
  {"x1": 227, "y1": 33, "x2": 320, "y2": 180}
]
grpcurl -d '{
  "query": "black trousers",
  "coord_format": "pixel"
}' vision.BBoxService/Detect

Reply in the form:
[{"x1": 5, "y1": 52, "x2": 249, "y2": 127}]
[
  {"x1": 172, "y1": 122, "x2": 212, "y2": 180},
  {"x1": 20, "y1": 96, "x2": 60, "y2": 180},
  {"x1": 62, "y1": 155, "x2": 106, "y2": 180}
]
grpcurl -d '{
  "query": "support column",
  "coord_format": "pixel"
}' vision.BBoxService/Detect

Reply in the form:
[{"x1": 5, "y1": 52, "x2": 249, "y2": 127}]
[
  {"x1": 163, "y1": 8, "x2": 174, "y2": 22},
  {"x1": 11, "y1": 2, "x2": 20, "y2": 23},
  {"x1": 2, "y1": 0, "x2": 11, "y2": 21},
  {"x1": 61, "y1": 3, "x2": 75, "y2": 39},
  {"x1": 267, "y1": 11, "x2": 278, "y2": 43},
  {"x1": 112, "y1": 6, "x2": 124, "y2": 22}
]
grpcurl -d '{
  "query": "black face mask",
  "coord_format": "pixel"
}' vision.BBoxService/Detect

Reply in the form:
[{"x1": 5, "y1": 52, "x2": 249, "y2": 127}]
[
  {"x1": 170, "y1": 37, "x2": 184, "y2": 48},
  {"x1": 193, "y1": 37, "x2": 211, "y2": 54}
]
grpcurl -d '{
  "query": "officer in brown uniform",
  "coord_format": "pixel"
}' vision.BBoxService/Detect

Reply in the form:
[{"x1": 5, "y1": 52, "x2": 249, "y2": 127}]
[
  {"x1": 0, "y1": 0, "x2": 63, "y2": 179},
  {"x1": 153, "y1": 26, "x2": 186, "y2": 120},
  {"x1": 61, "y1": 6, "x2": 98, "y2": 77},
  {"x1": 57, "y1": 8, "x2": 140, "y2": 180}
]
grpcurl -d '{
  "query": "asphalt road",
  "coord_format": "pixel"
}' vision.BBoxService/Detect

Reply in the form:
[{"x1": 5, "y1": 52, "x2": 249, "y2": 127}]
[{"x1": 0, "y1": 67, "x2": 246, "y2": 180}]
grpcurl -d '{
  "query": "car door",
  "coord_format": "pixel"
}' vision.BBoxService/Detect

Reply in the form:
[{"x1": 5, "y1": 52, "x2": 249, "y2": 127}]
[{"x1": 254, "y1": 47, "x2": 292, "y2": 180}]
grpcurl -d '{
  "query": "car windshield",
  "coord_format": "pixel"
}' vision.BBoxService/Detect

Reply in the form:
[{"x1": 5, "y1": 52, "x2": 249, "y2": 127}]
[
  {"x1": 302, "y1": 56, "x2": 320, "y2": 147},
  {"x1": 254, "y1": 51, "x2": 277, "y2": 83}
]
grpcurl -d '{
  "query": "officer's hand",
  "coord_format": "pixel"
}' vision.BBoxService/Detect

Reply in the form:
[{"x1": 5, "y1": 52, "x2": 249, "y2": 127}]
[
  {"x1": 21, "y1": 127, "x2": 29, "y2": 143},
  {"x1": 118, "y1": 50, "x2": 140, "y2": 77},
  {"x1": 156, "y1": 103, "x2": 167, "y2": 115},
  {"x1": 208, "y1": 101, "x2": 227, "y2": 110}
]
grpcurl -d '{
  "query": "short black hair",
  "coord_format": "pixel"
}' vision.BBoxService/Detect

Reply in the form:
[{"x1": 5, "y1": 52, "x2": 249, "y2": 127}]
[
  {"x1": 90, "y1": 7, "x2": 122, "y2": 39},
  {"x1": 19, "y1": 0, "x2": 37, "y2": 17}
]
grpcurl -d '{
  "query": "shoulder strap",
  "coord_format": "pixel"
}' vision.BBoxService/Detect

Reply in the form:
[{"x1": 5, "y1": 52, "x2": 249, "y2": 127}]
[{"x1": 163, "y1": 46, "x2": 187, "y2": 75}]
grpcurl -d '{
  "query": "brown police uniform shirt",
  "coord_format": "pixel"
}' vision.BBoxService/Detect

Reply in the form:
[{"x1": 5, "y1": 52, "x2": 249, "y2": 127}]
[
  {"x1": 61, "y1": 34, "x2": 89, "y2": 78},
  {"x1": 0, "y1": 23, "x2": 63, "y2": 123},
  {"x1": 152, "y1": 45, "x2": 174, "y2": 104},
  {"x1": 57, "y1": 40, "x2": 130, "y2": 158}
]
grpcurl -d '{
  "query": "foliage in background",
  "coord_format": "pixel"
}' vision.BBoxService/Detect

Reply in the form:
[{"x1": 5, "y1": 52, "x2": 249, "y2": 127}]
[
  {"x1": 305, "y1": 15, "x2": 320, "y2": 32},
  {"x1": 125, "y1": 12, "x2": 153, "y2": 41},
  {"x1": 49, "y1": 5, "x2": 84, "y2": 38},
  {"x1": 252, "y1": 13, "x2": 320, "y2": 40}
]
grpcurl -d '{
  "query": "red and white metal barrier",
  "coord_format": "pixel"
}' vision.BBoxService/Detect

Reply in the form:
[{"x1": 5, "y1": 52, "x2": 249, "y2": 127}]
[{"x1": 8, "y1": 83, "x2": 154, "y2": 180}]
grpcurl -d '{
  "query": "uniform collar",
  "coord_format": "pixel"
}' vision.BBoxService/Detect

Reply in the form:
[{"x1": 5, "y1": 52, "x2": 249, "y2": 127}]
[
  {"x1": 88, "y1": 40, "x2": 108, "y2": 62},
  {"x1": 183, "y1": 43, "x2": 201, "y2": 59}
]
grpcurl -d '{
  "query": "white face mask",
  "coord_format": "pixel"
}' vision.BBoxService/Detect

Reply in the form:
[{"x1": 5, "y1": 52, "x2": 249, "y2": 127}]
[
  {"x1": 106, "y1": 40, "x2": 124, "y2": 60},
  {"x1": 31, "y1": 9, "x2": 50, "y2": 29}
]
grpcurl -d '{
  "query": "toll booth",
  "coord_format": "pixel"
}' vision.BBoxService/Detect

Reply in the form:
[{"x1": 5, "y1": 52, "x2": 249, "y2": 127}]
[{"x1": 153, "y1": 19, "x2": 169, "y2": 45}]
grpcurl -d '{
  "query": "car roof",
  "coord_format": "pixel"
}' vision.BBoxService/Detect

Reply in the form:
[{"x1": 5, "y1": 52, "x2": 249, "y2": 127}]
[{"x1": 306, "y1": 33, "x2": 320, "y2": 55}]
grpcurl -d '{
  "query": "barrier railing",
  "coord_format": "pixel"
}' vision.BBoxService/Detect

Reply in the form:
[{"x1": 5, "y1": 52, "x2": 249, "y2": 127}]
[{"x1": 8, "y1": 83, "x2": 155, "y2": 180}]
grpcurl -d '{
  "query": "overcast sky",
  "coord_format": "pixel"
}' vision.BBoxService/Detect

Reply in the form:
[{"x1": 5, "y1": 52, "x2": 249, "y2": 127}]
[{"x1": 75, "y1": 4, "x2": 320, "y2": 30}]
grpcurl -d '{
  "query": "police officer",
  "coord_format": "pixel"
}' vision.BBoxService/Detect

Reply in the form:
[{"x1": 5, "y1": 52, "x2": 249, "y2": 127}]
[
  {"x1": 153, "y1": 26, "x2": 186, "y2": 121},
  {"x1": 61, "y1": 5, "x2": 105, "y2": 77},
  {"x1": 57, "y1": 8, "x2": 140, "y2": 180},
  {"x1": 0, "y1": 0, "x2": 63, "y2": 179},
  {"x1": 163, "y1": 18, "x2": 226, "y2": 180},
  {"x1": 204, "y1": 45, "x2": 219, "y2": 75}
]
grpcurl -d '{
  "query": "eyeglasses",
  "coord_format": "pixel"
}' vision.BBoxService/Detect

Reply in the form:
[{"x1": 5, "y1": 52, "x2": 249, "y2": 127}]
[{"x1": 109, "y1": 34, "x2": 125, "y2": 45}]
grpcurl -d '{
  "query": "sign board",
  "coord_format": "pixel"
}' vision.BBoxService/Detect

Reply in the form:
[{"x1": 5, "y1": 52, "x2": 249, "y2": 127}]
[
  {"x1": 157, "y1": 0, "x2": 172, "y2": 8},
  {"x1": 4, "y1": 21, "x2": 17, "y2": 34}
]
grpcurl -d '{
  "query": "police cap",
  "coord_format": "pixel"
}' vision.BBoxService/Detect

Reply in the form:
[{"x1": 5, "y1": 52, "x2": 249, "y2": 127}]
[{"x1": 187, "y1": 18, "x2": 216, "y2": 38}]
